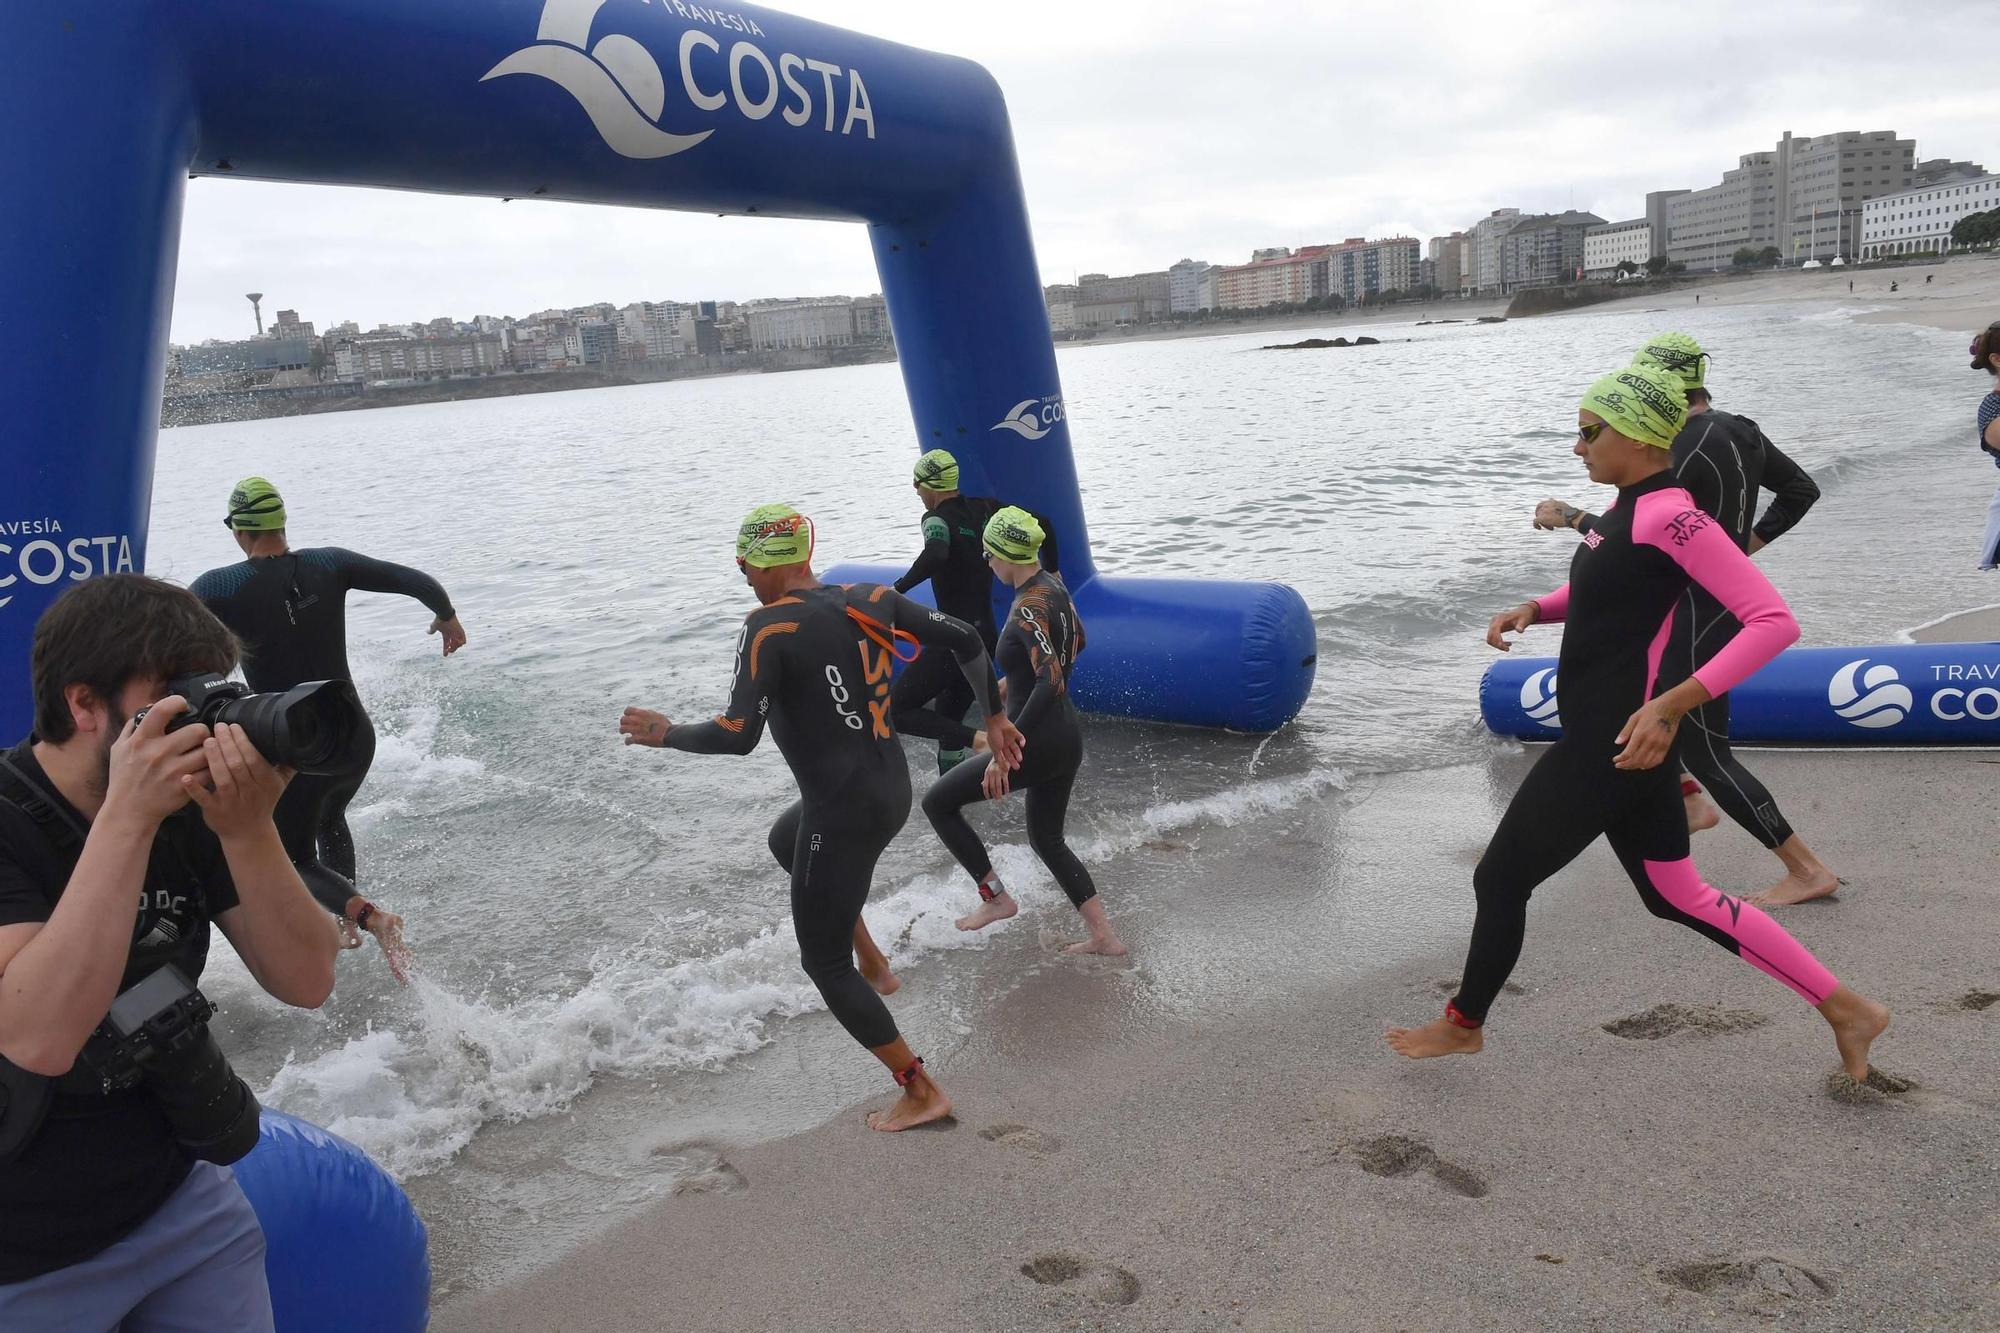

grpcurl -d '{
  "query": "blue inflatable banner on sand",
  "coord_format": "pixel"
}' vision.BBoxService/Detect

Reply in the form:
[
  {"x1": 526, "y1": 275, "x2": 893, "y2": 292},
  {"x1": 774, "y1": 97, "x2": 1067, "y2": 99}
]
[
  {"x1": 0, "y1": 0, "x2": 1314, "y2": 736},
  {"x1": 1482, "y1": 642, "x2": 2000, "y2": 745},
  {"x1": 234, "y1": 1110, "x2": 430, "y2": 1332}
]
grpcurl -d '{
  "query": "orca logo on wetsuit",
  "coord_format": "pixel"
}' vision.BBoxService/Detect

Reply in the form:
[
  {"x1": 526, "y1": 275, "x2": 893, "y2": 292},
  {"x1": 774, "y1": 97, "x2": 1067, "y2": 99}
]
[
  {"x1": 1828, "y1": 658, "x2": 1912, "y2": 729},
  {"x1": 824, "y1": 664, "x2": 865, "y2": 730}
]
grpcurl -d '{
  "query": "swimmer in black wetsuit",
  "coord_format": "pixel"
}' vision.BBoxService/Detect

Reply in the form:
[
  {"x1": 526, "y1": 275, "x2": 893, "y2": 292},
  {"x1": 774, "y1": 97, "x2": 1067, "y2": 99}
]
[
  {"x1": 1534, "y1": 332, "x2": 1840, "y2": 907},
  {"x1": 620, "y1": 504, "x2": 1024, "y2": 1132},
  {"x1": 891, "y1": 449, "x2": 1062, "y2": 772},
  {"x1": 1388, "y1": 364, "x2": 1888, "y2": 1082},
  {"x1": 191, "y1": 477, "x2": 466, "y2": 981},
  {"x1": 923, "y1": 508, "x2": 1126, "y2": 955},
  {"x1": 890, "y1": 449, "x2": 1002, "y2": 773}
]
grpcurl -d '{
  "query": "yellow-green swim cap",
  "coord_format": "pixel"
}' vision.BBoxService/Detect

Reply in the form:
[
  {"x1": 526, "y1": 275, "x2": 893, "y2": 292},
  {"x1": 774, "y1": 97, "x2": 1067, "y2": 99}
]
[
  {"x1": 913, "y1": 449, "x2": 959, "y2": 492},
  {"x1": 1579, "y1": 363, "x2": 1687, "y2": 450},
  {"x1": 224, "y1": 476, "x2": 287, "y2": 531},
  {"x1": 1633, "y1": 331, "x2": 1707, "y2": 393},
  {"x1": 736, "y1": 504, "x2": 814, "y2": 568},
  {"x1": 982, "y1": 506, "x2": 1045, "y2": 563}
]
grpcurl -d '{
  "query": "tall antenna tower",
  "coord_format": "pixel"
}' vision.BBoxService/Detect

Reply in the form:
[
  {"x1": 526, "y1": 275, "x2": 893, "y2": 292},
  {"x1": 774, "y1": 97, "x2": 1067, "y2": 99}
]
[{"x1": 246, "y1": 292, "x2": 264, "y2": 335}]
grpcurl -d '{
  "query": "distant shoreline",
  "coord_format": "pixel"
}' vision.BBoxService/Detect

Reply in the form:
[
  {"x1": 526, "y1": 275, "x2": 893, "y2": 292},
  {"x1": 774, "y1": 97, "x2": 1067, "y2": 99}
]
[{"x1": 163, "y1": 255, "x2": 1987, "y2": 429}]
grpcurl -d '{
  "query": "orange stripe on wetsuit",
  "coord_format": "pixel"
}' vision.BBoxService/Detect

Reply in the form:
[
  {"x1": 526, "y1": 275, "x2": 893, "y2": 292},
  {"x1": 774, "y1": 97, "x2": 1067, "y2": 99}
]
[{"x1": 845, "y1": 603, "x2": 916, "y2": 738}]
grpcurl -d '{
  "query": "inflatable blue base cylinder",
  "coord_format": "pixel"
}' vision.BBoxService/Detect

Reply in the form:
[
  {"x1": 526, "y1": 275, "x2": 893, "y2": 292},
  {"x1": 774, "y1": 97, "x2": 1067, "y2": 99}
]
[
  {"x1": 1481, "y1": 642, "x2": 2000, "y2": 745},
  {"x1": 825, "y1": 562, "x2": 1317, "y2": 733},
  {"x1": 233, "y1": 1110, "x2": 430, "y2": 1332}
]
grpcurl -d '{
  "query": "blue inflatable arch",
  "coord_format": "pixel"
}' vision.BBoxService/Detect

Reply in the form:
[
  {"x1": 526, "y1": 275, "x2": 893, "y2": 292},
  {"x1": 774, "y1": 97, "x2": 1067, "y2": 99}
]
[{"x1": 1, "y1": 0, "x2": 1316, "y2": 735}]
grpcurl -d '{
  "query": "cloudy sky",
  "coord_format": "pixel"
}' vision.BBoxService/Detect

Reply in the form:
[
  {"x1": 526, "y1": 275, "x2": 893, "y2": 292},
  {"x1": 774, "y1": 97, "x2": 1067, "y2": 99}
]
[{"x1": 170, "y1": 0, "x2": 1994, "y2": 342}]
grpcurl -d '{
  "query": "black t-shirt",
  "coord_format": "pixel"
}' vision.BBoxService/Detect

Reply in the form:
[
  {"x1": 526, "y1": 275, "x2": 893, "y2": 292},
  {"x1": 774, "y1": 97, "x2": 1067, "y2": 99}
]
[
  {"x1": 0, "y1": 741, "x2": 240, "y2": 1283},
  {"x1": 191, "y1": 546, "x2": 455, "y2": 691}
]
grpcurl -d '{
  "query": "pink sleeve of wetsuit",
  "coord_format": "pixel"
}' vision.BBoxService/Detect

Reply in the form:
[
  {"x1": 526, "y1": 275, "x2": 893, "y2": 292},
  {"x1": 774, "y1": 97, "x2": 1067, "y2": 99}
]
[
  {"x1": 1634, "y1": 489, "x2": 1799, "y2": 697},
  {"x1": 1532, "y1": 584, "x2": 1569, "y2": 623}
]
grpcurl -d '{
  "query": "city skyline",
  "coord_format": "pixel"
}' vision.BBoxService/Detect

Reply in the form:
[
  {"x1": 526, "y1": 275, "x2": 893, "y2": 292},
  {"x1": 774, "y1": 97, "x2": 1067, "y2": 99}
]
[{"x1": 168, "y1": 0, "x2": 1996, "y2": 342}]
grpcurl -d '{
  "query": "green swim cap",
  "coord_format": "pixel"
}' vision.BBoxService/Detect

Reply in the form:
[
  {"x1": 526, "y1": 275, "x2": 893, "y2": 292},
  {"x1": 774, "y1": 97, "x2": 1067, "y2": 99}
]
[
  {"x1": 736, "y1": 503, "x2": 814, "y2": 569},
  {"x1": 224, "y1": 476, "x2": 287, "y2": 531},
  {"x1": 982, "y1": 506, "x2": 1045, "y2": 563},
  {"x1": 1579, "y1": 363, "x2": 1687, "y2": 450},
  {"x1": 913, "y1": 449, "x2": 959, "y2": 492},
  {"x1": 1633, "y1": 331, "x2": 1707, "y2": 392}
]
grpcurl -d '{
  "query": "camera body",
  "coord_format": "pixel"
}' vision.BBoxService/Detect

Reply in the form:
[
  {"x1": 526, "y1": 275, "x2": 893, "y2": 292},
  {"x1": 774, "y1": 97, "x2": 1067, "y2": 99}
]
[{"x1": 135, "y1": 673, "x2": 367, "y2": 776}]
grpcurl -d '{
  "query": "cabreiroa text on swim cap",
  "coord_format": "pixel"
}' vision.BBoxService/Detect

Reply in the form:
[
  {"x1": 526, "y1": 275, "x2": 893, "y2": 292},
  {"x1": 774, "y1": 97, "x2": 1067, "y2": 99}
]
[
  {"x1": 736, "y1": 503, "x2": 814, "y2": 568},
  {"x1": 1633, "y1": 330, "x2": 1708, "y2": 392},
  {"x1": 1578, "y1": 363, "x2": 1687, "y2": 450}
]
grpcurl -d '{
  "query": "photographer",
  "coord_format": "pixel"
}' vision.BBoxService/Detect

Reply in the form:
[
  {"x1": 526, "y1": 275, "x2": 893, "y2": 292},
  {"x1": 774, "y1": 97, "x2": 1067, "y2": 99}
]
[{"x1": 0, "y1": 576, "x2": 336, "y2": 1328}]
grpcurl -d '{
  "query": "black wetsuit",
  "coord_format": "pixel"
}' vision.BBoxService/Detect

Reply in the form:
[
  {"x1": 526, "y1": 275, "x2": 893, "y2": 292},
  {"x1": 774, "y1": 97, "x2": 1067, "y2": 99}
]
[
  {"x1": 1454, "y1": 474, "x2": 1834, "y2": 1025},
  {"x1": 665, "y1": 583, "x2": 999, "y2": 1050},
  {"x1": 891, "y1": 496, "x2": 1000, "y2": 752},
  {"x1": 190, "y1": 548, "x2": 454, "y2": 913},
  {"x1": 1579, "y1": 409, "x2": 1819, "y2": 848},
  {"x1": 922, "y1": 571, "x2": 1097, "y2": 908}
]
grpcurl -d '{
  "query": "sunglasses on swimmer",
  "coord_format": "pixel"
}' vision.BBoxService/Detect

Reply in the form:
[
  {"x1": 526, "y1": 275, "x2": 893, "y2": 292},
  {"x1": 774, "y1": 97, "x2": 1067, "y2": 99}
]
[{"x1": 1576, "y1": 421, "x2": 1608, "y2": 444}]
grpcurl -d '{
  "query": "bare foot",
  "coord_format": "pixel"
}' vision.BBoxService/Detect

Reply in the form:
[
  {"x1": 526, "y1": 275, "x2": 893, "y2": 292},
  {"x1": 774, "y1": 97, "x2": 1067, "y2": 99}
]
[
  {"x1": 859, "y1": 958, "x2": 902, "y2": 997},
  {"x1": 866, "y1": 1080, "x2": 953, "y2": 1132},
  {"x1": 1385, "y1": 1017, "x2": 1484, "y2": 1059},
  {"x1": 1062, "y1": 933, "x2": 1127, "y2": 957},
  {"x1": 955, "y1": 891, "x2": 1018, "y2": 932},
  {"x1": 1750, "y1": 868, "x2": 1840, "y2": 907},
  {"x1": 1819, "y1": 987, "x2": 1890, "y2": 1082},
  {"x1": 1684, "y1": 793, "x2": 1721, "y2": 834}
]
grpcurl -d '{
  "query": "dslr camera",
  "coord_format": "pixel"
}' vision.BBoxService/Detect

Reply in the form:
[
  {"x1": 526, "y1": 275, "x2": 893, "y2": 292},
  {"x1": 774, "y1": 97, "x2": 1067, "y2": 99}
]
[{"x1": 136, "y1": 673, "x2": 368, "y2": 775}]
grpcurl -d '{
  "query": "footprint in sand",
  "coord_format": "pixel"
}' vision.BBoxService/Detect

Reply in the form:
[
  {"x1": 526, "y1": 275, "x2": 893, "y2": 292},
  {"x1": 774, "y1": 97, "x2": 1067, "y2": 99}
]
[
  {"x1": 1958, "y1": 990, "x2": 1998, "y2": 1012},
  {"x1": 1019, "y1": 1252, "x2": 1141, "y2": 1306},
  {"x1": 652, "y1": 1142, "x2": 748, "y2": 1196},
  {"x1": 1346, "y1": 1134, "x2": 1489, "y2": 1199},
  {"x1": 1657, "y1": 1254, "x2": 1835, "y2": 1317},
  {"x1": 1825, "y1": 1067, "x2": 1917, "y2": 1105},
  {"x1": 1601, "y1": 1003, "x2": 1768, "y2": 1041},
  {"x1": 979, "y1": 1124, "x2": 1061, "y2": 1157}
]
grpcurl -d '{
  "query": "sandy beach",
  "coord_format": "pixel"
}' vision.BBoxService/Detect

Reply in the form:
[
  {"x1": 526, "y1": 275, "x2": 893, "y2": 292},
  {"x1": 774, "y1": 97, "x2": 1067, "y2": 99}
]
[
  {"x1": 440, "y1": 746, "x2": 2000, "y2": 1332},
  {"x1": 1611, "y1": 253, "x2": 2000, "y2": 338}
]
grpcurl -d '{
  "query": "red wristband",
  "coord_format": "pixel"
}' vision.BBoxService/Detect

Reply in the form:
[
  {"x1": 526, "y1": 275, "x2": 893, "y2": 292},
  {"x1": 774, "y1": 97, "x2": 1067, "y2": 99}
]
[{"x1": 1681, "y1": 779, "x2": 1702, "y2": 797}]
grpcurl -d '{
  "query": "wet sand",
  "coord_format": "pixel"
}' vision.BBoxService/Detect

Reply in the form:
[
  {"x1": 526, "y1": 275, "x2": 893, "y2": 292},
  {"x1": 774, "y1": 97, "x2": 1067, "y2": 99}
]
[
  {"x1": 1674, "y1": 254, "x2": 2000, "y2": 336},
  {"x1": 441, "y1": 750, "x2": 2000, "y2": 1332}
]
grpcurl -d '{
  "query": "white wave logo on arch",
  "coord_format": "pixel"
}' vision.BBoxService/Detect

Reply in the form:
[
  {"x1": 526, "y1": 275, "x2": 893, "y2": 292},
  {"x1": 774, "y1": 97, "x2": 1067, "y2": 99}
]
[
  {"x1": 1828, "y1": 658, "x2": 1912, "y2": 729},
  {"x1": 1519, "y1": 668, "x2": 1561, "y2": 729},
  {"x1": 482, "y1": 0, "x2": 714, "y2": 159}
]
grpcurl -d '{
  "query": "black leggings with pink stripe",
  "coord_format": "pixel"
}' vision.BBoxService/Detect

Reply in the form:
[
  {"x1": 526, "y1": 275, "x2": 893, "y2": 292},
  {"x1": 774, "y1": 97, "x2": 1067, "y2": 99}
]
[{"x1": 1452, "y1": 737, "x2": 1837, "y2": 1024}]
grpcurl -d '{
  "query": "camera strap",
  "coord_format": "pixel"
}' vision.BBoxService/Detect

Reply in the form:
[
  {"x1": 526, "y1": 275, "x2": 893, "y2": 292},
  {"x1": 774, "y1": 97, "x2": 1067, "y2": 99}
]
[{"x1": 0, "y1": 754, "x2": 88, "y2": 859}]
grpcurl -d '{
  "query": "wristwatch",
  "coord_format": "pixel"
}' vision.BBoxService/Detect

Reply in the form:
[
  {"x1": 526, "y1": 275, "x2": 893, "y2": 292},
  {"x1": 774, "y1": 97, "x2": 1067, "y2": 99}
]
[{"x1": 1560, "y1": 505, "x2": 1583, "y2": 529}]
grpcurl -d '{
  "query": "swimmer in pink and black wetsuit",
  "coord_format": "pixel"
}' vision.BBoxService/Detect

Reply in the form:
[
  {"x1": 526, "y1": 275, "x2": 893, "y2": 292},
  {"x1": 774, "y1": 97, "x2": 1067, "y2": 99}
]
[{"x1": 1387, "y1": 363, "x2": 1891, "y2": 1082}]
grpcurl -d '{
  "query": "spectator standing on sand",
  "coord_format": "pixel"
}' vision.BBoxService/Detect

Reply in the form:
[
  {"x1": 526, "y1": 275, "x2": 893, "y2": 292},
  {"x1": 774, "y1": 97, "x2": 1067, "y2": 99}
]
[{"x1": 1972, "y1": 323, "x2": 2000, "y2": 570}]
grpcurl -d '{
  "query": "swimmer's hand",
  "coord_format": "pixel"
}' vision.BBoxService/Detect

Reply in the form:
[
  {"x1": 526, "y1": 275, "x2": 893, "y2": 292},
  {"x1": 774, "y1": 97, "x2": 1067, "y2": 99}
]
[
  {"x1": 982, "y1": 713, "x2": 1026, "y2": 771},
  {"x1": 429, "y1": 616, "x2": 468, "y2": 657},
  {"x1": 1614, "y1": 679, "x2": 1710, "y2": 771},
  {"x1": 367, "y1": 908, "x2": 413, "y2": 985},
  {"x1": 620, "y1": 707, "x2": 672, "y2": 747},
  {"x1": 1613, "y1": 698, "x2": 1681, "y2": 770},
  {"x1": 982, "y1": 756, "x2": 1012, "y2": 800},
  {"x1": 1534, "y1": 499, "x2": 1581, "y2": 531},
  {"x1": 1486, "y1": 602, "x2": 1540, "y2": 651}
]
